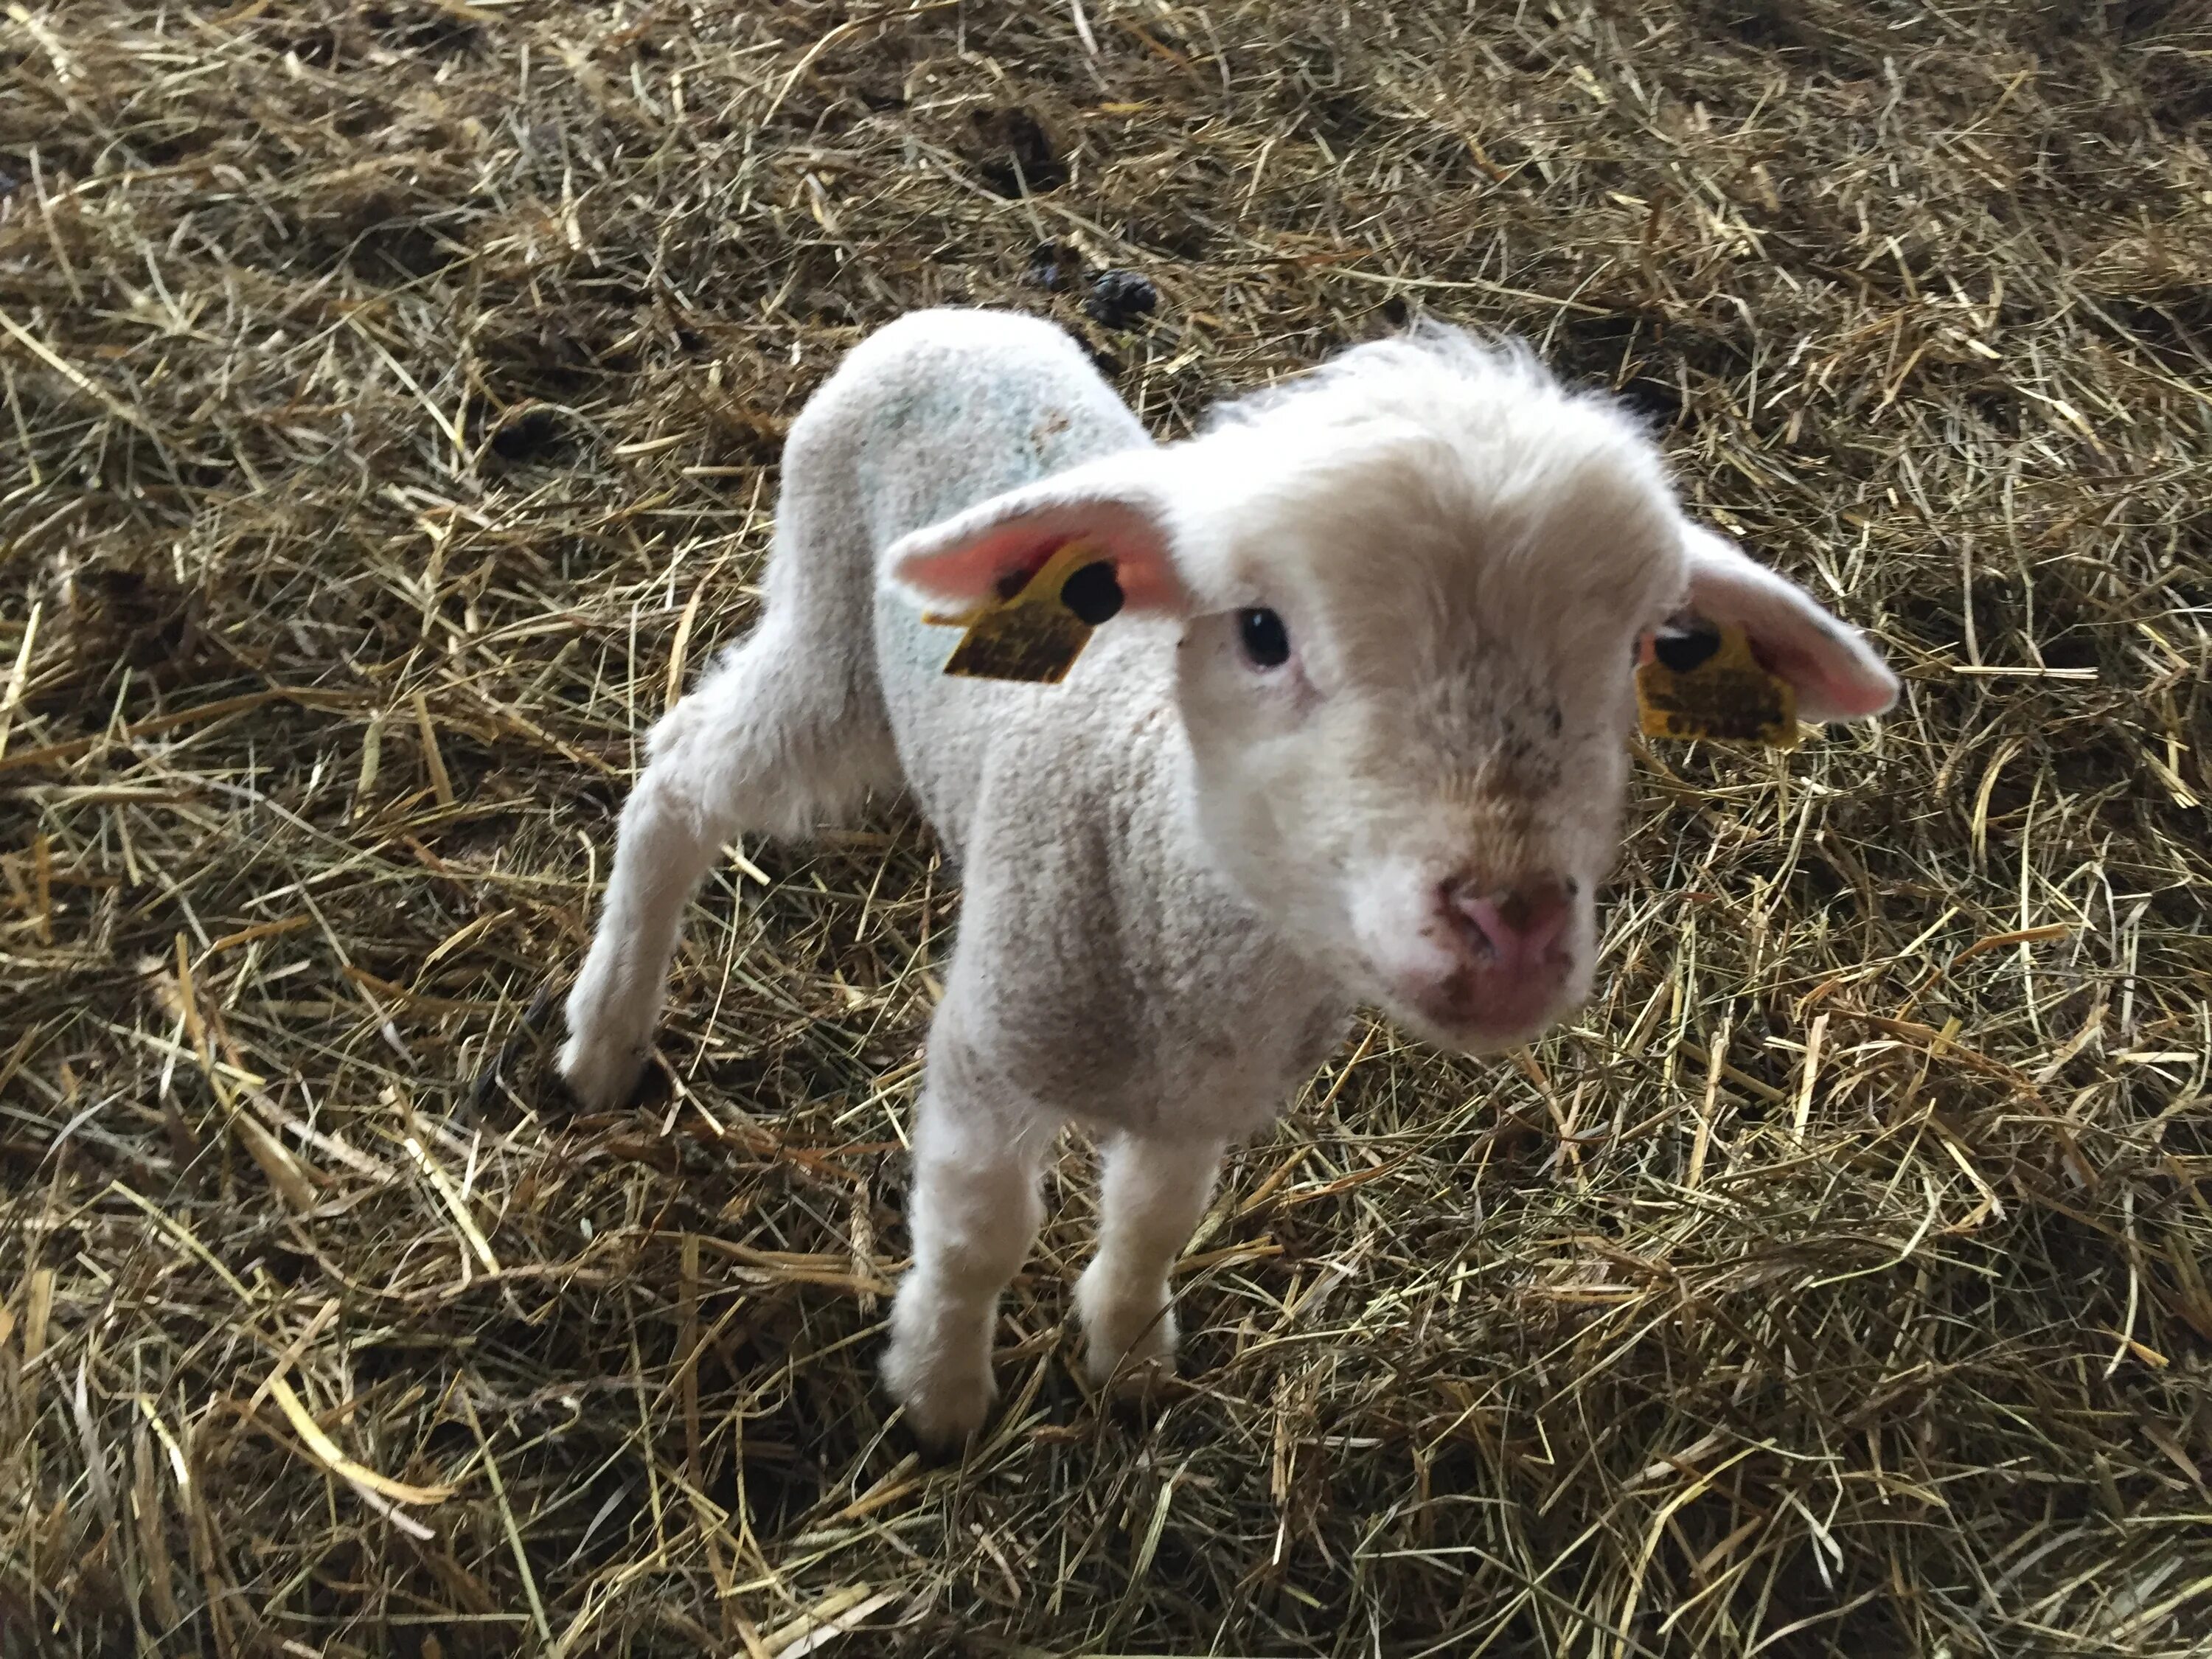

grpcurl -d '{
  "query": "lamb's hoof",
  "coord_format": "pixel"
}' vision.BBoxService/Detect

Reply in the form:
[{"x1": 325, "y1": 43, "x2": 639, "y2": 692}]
[
  {"x1": 556, "y1": 1026, "x2": 649, "y2": 1112},
  {"x1": 882, "y1": 1340, "x2": 995, "y2": 1450},
  {"x1": 1075, "y1": 1268, "x2": 1179, "y2": 1395}
]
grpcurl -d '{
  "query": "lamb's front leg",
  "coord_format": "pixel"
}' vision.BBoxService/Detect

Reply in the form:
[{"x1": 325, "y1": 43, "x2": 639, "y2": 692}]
[
  {"x1": 883, "y1": 1060, "x2": 1050, "y2": 1447},
  {"x1": 1075, "y1": 1133, "x2": 1224, "y2": 1388}
]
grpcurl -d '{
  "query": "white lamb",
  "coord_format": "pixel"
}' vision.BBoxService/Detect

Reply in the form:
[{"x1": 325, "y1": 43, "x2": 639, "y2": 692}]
[{"x1": 559, "y1": 307, "x2": 1899, "y2": 1444}]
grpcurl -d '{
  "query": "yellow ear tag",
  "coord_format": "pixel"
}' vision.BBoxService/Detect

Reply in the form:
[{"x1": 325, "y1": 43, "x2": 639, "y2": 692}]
[
  {"x1": 1636, "y1": 619, "x2": 1799, "y2": 749},
  {"x1": 925, "y1": 540, "x2": 1125, "y2": 684}
]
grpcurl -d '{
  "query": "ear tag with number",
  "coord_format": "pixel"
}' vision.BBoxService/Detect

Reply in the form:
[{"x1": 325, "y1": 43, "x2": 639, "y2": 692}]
[
  {"x1": 924, "y1": 540, "x2": 1125, "y2": 684},
  {"x1": 1636, "y1": 617, "x2": 1798, "y2": 748}
]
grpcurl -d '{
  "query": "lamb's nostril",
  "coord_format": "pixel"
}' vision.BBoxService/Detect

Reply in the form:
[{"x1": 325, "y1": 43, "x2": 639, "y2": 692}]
[
  {"x1": 1493, "y1": 888, "x2": 1539, "y2": 934},
  {"x1": 1446, "y1": 876, "x2": 1572, "y2": 966}
]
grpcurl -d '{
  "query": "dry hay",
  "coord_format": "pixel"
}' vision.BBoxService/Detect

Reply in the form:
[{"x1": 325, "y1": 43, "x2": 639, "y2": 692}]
[{"x1": 3, "y1": 0, "x2": 2211, "y2": 1654}]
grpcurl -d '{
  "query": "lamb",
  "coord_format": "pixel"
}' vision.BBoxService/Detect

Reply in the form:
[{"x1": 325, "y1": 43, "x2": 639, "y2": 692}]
[{"x1": 557, "y1": 307, "x2": 1899, "y2": 1444}]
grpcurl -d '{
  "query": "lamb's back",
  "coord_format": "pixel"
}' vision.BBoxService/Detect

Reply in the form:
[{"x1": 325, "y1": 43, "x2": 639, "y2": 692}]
[{"x1": 782, "y1": 308, "x2": 1152, "y2": 848}]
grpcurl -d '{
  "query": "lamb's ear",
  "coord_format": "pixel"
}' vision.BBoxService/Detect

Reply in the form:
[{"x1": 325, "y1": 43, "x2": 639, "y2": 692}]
[
  {"x1": 1680, "y1": 524, "x2": 1899, "y2": 723},
  {"x1": 888, "y1": 448, "x2": 1196, "y2": 617}
]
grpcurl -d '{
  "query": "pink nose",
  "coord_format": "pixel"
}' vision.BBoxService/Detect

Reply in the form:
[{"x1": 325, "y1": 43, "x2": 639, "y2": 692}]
[{"x1": 1444, "y1": 876, "x2": 1573, "y2": 978}]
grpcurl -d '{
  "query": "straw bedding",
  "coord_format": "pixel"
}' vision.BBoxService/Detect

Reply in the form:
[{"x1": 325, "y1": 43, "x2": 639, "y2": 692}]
[{"x1": 3, "y1": 1, "x2": 2209, "y2": 1653}]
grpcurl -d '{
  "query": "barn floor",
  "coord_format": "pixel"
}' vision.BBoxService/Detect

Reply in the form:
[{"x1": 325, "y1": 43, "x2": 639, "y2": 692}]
[{"x1": 4, "y1": 2, "x2": 2211, "y2": 1654}]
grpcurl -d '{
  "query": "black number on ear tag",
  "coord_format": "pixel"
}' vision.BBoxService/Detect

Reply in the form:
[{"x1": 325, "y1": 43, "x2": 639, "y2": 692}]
[
  {"x1": 1653, "y1": 624, "x2": 1723, "y2": 673},
  {"x1": 1058, "y1": 560, "x2": 1124, "y2": 626}
]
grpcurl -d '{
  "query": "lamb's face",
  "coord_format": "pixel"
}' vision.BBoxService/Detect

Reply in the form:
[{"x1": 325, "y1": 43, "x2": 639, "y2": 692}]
[{"x1": 1172, "y1": 421, "x2": 1687, "y2": 1053}]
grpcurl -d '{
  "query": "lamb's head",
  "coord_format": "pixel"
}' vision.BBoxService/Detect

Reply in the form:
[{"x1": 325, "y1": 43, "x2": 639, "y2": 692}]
[{"x1": 891, "y1": 324, "x2": 1899, "y2": 1054}]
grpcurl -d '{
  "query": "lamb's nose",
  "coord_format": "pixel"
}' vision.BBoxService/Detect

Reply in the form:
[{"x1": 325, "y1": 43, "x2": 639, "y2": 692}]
[{"x1": 1444, "y1": 876, "x2": 1572, "y2": 973}]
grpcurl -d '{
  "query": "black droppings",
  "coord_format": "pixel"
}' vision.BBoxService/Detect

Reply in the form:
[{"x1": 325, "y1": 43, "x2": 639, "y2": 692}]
[
  {"x1": 489, "y1": 405, "x2": 568, "y2": 463},
  {"x1": 1059, "y1": 560, "x2": 1124, "y2": 626},
  {"x1": 968, "y1": 107, "x2": 1067, "y2": 197},
  {"x1": 1085, "y1": 270, "x2": 1159, "y2": 330},
  {"x1": 1024, "y1": 240, "x2": 1082, "y2": 291}
]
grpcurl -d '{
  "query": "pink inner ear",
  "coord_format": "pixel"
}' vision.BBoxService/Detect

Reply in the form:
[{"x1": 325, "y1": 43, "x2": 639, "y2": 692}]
[
  {"x1": 901, "y1": 504, "x2": 1183, "y2": 613},
  {"x1": 900, "y1": 524, "x2": 1064, "y2": 605},
  {"x1": 1097, "y1": 548, "x2": 1180, "y2": 613}
]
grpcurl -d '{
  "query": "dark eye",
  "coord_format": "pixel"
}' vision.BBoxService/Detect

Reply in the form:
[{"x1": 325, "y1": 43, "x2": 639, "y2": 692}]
[{"x1": 1237, "y1": 607, "x2": 1290, "y2": 669}]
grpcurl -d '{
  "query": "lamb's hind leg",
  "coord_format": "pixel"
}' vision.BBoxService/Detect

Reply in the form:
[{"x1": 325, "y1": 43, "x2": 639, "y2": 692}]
[{"x1": 560, "y1": 621, "x2": 896, "y2": 1109}]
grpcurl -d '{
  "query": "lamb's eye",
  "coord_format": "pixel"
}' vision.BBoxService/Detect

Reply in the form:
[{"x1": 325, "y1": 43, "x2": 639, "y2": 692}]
[{"x1": 1237, "y1": 608, "x2": 1290, "y2": 669}]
